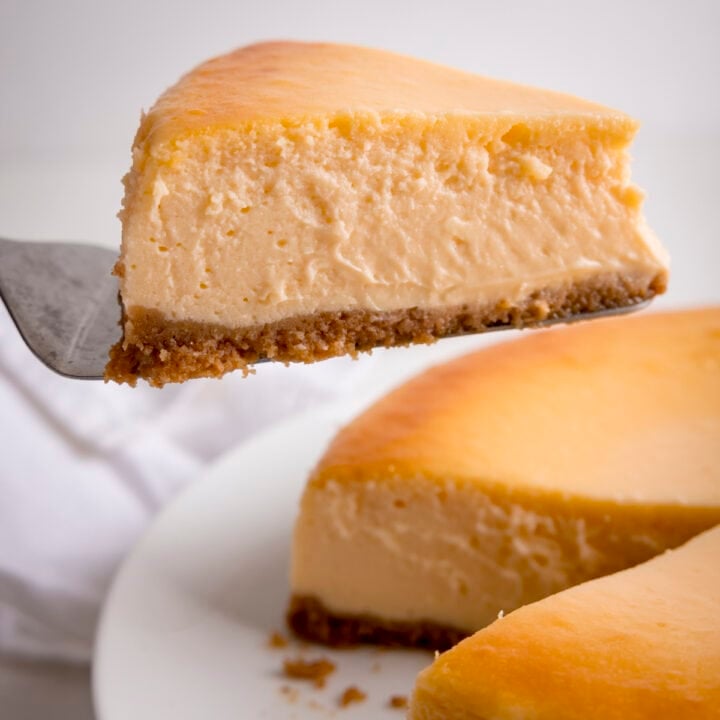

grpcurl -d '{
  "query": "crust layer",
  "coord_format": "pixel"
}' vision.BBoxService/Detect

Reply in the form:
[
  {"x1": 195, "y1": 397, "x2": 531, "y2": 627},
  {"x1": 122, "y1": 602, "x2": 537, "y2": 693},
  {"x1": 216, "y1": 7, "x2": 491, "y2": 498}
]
[
  {"x1": 105, "y1": 271, "x2": 666, "y2": 386},
  {"x1": 287, "y1": 595, "x2": 468, "y2": 651}
]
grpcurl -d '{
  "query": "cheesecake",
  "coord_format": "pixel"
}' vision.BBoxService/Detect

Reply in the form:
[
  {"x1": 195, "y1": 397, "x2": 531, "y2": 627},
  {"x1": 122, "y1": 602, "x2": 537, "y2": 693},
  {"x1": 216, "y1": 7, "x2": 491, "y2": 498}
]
[
  {"x1": 105, "y1": 41, "x2": 668, "y2": 386},
  {"x1": 287, "y1": 307, "x2": 720, "y2": 648},
  {"x1": 409, "y1": 525, "x2": 720, "y2": 720}
]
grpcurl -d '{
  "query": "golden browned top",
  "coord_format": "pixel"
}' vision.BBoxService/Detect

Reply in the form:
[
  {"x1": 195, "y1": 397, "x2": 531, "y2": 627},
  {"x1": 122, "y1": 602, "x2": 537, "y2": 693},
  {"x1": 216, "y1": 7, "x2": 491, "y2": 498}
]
[
  {"x1": 410, "y1": 525, "x2": 720, "y2": 720},
  {"x1": 135, "y1": 41, "x2": 633, "y2": 148},
  {"x1": 314, "y1": 308, "x2": 720, "y2": 505}
]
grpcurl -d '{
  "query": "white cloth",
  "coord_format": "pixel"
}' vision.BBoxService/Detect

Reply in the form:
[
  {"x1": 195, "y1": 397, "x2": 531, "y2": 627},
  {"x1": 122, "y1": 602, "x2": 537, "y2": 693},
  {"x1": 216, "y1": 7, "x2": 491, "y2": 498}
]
[{"x1": 0, "y1": 306, "x2": 371, "y2": 662}]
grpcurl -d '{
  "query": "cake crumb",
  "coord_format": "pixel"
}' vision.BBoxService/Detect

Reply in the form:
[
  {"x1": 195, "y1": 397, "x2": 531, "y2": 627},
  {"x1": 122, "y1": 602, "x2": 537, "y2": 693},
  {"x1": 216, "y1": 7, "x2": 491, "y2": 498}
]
[
  {"x1": 370, "y1": 660, "x2": 382, "y2": 673},
  {"x1": 498, "y1": 609, "x2": 505, "y2": 619},
  {"x1": 339, "y1": 686, "x2": 366, "y2": 707},
  {"x1": 268, "y1": 630, "x2": 288, "y2": 648},
  {"x1": 389, "y1": 695, "x2": 408, "y2": 709},
  {"x1": 283, "y1": 657, "x2": 336, "y2": 688}
]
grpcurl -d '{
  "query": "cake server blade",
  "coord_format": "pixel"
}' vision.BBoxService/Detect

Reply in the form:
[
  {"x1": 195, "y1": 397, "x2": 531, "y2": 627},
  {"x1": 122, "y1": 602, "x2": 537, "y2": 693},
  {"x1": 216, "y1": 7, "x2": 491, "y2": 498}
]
[{"x1": 0, "y1": 237, "x2": 120, "y2": 380}]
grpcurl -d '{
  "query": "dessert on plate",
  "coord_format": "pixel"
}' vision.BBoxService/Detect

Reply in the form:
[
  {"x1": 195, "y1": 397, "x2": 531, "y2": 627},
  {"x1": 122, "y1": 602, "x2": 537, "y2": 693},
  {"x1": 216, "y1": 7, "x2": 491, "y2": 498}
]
[
  {"x1": 105, "y1": 40, "x2": 668, "y2": 386},
  {"x1": 408, "y1": 525, "x2": 720, "y2": 720},
  {"x1": 288, "y1": 307, "x2": 720, "y2": 648}
]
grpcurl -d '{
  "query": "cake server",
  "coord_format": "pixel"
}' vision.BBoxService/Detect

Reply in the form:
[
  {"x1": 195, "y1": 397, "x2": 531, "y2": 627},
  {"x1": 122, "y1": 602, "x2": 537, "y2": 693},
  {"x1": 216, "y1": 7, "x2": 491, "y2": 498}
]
[
  {"x1": 0, "y1": 236, "x2": 650, "y2": 381},
  {"x1": 0, "y1": 237, "x2": 120, "y2": 380}
]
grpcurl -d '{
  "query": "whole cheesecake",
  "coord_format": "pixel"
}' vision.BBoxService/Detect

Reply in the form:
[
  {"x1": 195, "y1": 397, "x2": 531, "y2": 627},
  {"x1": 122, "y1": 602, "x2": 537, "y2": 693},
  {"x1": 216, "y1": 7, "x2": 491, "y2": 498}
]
[
  {"x1": 287, "y1": 307, "x2": 720, "y2": 648},
  {"x1": 409, "y1": 525, "x2": 720, "y2": 720},
  {"x1": 105, "y1": 41, "x2": 668, "y2": 386}
]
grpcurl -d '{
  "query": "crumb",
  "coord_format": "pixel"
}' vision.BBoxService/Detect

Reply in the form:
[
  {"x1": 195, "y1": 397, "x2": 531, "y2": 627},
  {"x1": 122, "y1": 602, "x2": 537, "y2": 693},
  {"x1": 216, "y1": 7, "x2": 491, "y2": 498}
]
[
  {"x1": 370, "y1": 660, "x2": 382, "y2": 673},
  {"x1": 434, "y1": 650, "x2": 440, "y2": 660},
  {"x1": 389, "y1": 695, "x2": 408, "y2": 709},
  {"x1": 279, "y1": 685, "x2": 299, "y2": 703},
  {"x1": 268, "y1": 630, "x2": 288, "y2": 648},
  {"x1": 497, "y1": 609, "x2": 505, "y2": 619},
  {"x1": 339, "y1": 686, "x2": 366, "y2": 707},
  {"x1": 283, "y1": 657, "x2": 336, "y2": 689}
]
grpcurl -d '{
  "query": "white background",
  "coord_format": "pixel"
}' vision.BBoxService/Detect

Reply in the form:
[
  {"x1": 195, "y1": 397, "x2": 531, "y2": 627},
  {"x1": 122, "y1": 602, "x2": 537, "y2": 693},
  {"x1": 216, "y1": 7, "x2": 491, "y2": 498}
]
[{"x1": 1, "y1": 1, "x2": 719, "y2": 718}]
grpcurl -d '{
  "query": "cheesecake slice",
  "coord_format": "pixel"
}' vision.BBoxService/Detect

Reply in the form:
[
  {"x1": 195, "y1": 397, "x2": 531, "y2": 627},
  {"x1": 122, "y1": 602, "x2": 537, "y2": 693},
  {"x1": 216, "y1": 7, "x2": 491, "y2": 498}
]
[
  {"x1": 287, "y1": 308, "x2": 720, "y2": 648},
  {"x1": 409, "y1": 525, "x2": 720, "y2": 720},
  {"x1": 106, "y1": 41, "x2": 668, "y2": 386}
]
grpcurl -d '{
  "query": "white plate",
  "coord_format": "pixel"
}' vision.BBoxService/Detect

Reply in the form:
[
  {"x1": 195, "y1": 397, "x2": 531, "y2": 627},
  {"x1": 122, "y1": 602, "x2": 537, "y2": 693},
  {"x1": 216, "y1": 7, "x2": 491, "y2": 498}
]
[{"x1": 93, "y1": 402, "x2": 432, "y2": 720}]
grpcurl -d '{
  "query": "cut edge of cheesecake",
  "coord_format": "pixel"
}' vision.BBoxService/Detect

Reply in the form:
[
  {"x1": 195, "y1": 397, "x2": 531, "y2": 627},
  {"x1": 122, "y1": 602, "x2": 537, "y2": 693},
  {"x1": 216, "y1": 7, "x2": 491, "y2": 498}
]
[
  {"x1": 106, "y1": 40, "x2": 669, "y2": 387},
  {"x1": 286, "y1": 487, "x2": 719, "y2": 650}
]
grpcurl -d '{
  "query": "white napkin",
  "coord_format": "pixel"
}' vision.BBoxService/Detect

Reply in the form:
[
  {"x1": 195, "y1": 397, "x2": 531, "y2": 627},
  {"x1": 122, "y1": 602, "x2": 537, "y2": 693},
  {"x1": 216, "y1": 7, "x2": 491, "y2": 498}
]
[{"x1": 0, "y1": 306, "x2": 372, "y2": 663}]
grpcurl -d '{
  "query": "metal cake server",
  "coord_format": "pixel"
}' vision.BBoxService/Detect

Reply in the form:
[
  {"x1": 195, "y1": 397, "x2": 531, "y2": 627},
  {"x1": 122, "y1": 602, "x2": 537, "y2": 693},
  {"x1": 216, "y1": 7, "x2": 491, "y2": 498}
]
[
  {"x1": 0, "y1": 236, "x2": 650, "y2": 381},
  {"x1": 0, "y1": 237, "x2": 120, "y2": 380}
]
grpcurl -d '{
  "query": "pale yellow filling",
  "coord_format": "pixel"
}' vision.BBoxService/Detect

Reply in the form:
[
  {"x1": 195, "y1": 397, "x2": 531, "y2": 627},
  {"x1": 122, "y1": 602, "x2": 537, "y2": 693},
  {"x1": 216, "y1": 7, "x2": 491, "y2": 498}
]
[
  {"x1": 119, "y1": 116, "x2": 667, "y2": 327},
  {"x1": 290, "y1": 473, "x2": 715, "y2": 633}
]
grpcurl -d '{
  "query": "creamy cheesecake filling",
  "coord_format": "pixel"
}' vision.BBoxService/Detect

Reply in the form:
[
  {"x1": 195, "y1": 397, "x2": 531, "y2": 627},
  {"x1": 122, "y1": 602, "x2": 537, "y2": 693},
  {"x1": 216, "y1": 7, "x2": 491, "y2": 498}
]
[
  {"x1": 290, "y1": 472, "x2": 717, "y2": 633},
  {"x1": 119, "y1": 115, "x2": 667, "y2": 330}
]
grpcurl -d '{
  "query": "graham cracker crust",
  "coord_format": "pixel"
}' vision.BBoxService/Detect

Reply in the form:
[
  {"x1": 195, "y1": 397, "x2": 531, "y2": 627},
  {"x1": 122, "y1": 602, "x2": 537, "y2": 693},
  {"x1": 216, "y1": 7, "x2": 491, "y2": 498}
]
[
  {"x1": 105, "y1": 271, "x2": 666, "y2": 387},
  {"x1": 287, "y1": 595, "x2": 468, "y2": 650}
]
